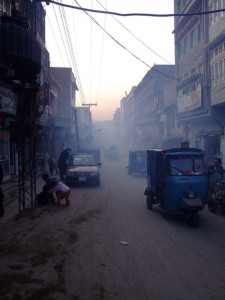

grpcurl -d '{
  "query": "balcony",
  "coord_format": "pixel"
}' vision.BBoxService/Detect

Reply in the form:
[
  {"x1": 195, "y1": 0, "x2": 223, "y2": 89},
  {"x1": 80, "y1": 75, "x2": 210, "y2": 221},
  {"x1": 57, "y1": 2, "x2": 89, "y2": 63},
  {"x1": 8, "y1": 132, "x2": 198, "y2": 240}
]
[{"x1": 0, "y1": 16, "x2": 41, "y2": 79}]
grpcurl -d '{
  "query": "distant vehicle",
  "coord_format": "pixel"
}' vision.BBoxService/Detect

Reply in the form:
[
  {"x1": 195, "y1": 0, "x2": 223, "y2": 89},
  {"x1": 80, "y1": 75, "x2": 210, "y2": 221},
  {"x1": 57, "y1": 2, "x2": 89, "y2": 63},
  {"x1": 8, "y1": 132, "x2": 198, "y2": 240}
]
[
  {"x1": 144, "y1": 145, "x2": 208, "y2": 227},
  {"x1": 65, "y1": 153, "x2": 101, "y2": 186},
  {"x1": 79, "y1": 148, "x2": 101, "y2": 165},
  {"x1": 107, "y1": 145, "x2": 119, "y2": 161},
  {"x1": 128, "y1": 150, "x2": 147, "y2": 177}
]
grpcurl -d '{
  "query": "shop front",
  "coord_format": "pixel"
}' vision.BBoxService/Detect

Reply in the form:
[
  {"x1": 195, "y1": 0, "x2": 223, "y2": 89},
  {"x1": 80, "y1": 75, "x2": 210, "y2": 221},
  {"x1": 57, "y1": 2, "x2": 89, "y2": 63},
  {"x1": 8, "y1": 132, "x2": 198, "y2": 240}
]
[
  {"x1": 0, "y1": 83, "x2": 18, "y2": 180},
  {"x1": 0, "y1": 130, "x2": 10, "y2": 181}
]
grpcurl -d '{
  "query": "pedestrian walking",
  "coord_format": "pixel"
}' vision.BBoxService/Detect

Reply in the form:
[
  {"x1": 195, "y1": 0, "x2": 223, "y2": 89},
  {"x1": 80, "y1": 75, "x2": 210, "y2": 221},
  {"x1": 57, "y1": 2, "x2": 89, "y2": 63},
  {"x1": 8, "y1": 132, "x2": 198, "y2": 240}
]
[
  {"x1": 57, "y1": 148, "x2": 71, "y2": 181},
  {"x1": 0, "y1": 165, "x2": 4, "y2": 217}
]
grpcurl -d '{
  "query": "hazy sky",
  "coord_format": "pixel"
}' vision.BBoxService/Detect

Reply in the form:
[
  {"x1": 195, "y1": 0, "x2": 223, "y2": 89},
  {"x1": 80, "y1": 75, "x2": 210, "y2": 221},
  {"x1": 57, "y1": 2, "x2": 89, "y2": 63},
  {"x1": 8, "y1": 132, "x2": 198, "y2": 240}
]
[{"x1": 45, "y1": 0, "x2": 175, "y2": 122}]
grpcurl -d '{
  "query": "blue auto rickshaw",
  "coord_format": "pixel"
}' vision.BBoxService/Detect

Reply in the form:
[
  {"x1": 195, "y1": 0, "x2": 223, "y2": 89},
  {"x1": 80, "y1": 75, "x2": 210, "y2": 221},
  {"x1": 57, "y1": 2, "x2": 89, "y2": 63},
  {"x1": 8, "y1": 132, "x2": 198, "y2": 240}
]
[
  {"x1": 144, "y1": 146, "x2": 208, "y2": 227},
  {"x1": 128, "y1": 150, "x2": 147, "y2": 177}
]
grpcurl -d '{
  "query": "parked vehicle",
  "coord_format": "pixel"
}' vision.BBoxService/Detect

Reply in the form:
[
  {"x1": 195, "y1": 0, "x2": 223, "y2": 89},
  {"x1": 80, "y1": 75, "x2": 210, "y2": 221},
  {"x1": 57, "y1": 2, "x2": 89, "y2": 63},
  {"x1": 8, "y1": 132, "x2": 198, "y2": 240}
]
[
  {"x1": 65, "y1": 153, "x2": 101, "y2": 186},
  {"x1": 128, "y1": 150, "x2": 147, "y2": 177},
  {"x1": 79, "y1": 148, "x2": 101, "y2": 165},
  {"x1": 107, "y1": 145, "x2": 119, "y2": 161},
  {"x1": 144, "y1": 146, "x2": 208, "y2": 227}
]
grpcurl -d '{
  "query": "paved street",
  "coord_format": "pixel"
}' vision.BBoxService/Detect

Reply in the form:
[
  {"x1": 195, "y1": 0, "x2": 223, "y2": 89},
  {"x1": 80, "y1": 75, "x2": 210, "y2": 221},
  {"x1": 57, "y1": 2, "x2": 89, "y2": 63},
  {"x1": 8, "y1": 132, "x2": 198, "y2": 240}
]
[{"x1": 1, "y1": 158, "x2": 225, "y2": 300}]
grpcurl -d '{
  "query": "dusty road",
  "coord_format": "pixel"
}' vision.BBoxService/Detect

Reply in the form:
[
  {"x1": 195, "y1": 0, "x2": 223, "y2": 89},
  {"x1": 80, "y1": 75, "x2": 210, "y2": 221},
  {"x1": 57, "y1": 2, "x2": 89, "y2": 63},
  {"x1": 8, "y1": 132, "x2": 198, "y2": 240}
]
[{"x1": 1, "y1": 157, "x2": 225, "y2": 300}]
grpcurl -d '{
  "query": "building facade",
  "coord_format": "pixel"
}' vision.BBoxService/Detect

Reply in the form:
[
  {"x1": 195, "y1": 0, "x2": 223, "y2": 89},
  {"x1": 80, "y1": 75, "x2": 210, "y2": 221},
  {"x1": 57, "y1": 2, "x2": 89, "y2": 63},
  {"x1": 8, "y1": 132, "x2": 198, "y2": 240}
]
[
  {"x1": 120, "y1": 1, "x2": 225, "y2": 166},
  {"x1": 0, "y1": 0, "x2": 43, "y2": 180}
]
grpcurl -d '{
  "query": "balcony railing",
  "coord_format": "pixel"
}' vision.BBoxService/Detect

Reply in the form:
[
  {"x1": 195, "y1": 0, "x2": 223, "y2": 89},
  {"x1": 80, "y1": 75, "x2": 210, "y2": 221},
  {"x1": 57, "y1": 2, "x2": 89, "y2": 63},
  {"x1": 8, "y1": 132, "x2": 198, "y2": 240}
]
[{"x1": 0, "y1": 17, "x2": 41, "y2": 78}]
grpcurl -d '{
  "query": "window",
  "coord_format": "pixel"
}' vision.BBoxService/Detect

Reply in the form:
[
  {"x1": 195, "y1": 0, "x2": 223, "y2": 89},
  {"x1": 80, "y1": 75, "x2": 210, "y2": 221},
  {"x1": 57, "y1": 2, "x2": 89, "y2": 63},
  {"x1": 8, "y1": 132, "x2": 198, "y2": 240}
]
[
  {"x1": 177, "y1": 41, "x2": 182, "y2": 59},
  {"x1": 211, "y1": 65, "x2": 215, "y2": 87},
  {"x1": 211, "y1": 58, "x2": 225, "y2": 87},
  {"x1": 190, "y1": 29, "x2": 195, "y2": 48},
  {"x1": 183, "y1": 36, "x2": 188, "y2": 54},
  {"x1": 210, "y1": 0, "x2": 225, "y2": 26},
  {"x1": 215, "y1": 62, "x2": 219, "y2": 84},
  {"x1": 219, "y1": 60, "x2": 224, "y2": 81},
  {"x1": 210, "y1": 50, "x2": 214, "y2": 60},
  {"x1": 176, "y1": 0, "x2": 181, "y2": 13},
  {"x1": 176, "y1": 21, "x2": 202, "y2": 60},
  {"x1": 196, "y1": 22, "x2": 202, "y2": 42},
  {"x1": 165, "y1": 157, "x2": 205, "y2": 176}
]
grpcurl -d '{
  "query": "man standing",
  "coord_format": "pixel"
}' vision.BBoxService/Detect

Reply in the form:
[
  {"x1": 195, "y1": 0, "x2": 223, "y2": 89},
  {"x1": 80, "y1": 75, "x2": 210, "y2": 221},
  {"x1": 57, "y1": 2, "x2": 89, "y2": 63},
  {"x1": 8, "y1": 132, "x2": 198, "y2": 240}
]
[
  {"x1": 208, "y1": 157, "x2": 224, "y2": 194},
  {"x1": 57, "y1": 148, "x2": 71, "y2": 181}
]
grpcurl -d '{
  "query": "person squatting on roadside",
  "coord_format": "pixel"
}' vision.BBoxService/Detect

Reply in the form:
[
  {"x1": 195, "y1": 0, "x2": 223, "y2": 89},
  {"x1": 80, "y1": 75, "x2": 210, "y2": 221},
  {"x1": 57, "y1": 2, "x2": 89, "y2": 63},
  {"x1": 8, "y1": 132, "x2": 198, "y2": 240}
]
[
  {"x1": 36, "y1": 173, "x2": 58, "y2": 205},
  {"x1": 57, "y1": 148, "x2": 71, "y2": 181},
  {"x1": 208, "y1": 157, "x2": 224, "y2": 194},
  {"x1": 0, "y1": 165, "x2": 4, "y2": 217},
  {"x1": 48, "y1": 181, "x2": 71, "y2": 206}
]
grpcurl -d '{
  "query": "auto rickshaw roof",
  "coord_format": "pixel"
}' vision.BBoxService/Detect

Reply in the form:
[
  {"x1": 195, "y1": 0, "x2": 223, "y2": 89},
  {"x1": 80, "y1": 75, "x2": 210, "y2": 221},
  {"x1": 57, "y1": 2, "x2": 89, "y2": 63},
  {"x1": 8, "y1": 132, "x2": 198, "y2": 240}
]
[{"x1": 147, "y1": 147, "x2": 204, "y2": 156}]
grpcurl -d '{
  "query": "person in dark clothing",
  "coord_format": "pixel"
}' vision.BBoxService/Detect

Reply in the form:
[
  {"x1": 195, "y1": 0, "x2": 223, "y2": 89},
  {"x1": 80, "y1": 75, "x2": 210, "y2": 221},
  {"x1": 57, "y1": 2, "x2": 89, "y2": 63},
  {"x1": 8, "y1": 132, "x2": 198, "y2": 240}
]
[
  {"x1": 0, "y1": 165, "x2": 4, "y2": 217},
  {"x1": 57, "y1": 148, "x2": 71, "y2": 180},
  {"x1": 36, "y1": 173, "x2": 58, "y2": 205},
  {"x1": 208, "y1": 157, "x2": 224, "y2": 195}
]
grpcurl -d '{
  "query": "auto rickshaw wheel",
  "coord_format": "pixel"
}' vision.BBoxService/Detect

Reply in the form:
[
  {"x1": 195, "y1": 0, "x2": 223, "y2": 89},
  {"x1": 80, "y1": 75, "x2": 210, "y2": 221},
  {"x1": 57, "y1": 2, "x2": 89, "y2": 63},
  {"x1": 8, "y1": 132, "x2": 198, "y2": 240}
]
[
  {"x1": 146, "y1": 195, "x2": 153, "y2": 210},
  {"x1": 186, "y1": 212, "x2": 199, "y2": 228},
  {"x1": 208, "y1": 198, "x2": 218, "y2": 213}
]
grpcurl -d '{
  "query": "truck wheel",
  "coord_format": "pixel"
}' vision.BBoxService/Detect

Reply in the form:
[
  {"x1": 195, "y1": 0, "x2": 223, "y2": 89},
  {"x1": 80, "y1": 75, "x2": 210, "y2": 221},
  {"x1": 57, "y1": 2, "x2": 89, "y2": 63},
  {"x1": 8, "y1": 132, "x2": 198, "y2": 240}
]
[
  {"x1": 146, "y1": 195, "x2": 153, "y2": 210},
  {"x1": 208, "y1": 199, "x2": 217, "y2": 213}
]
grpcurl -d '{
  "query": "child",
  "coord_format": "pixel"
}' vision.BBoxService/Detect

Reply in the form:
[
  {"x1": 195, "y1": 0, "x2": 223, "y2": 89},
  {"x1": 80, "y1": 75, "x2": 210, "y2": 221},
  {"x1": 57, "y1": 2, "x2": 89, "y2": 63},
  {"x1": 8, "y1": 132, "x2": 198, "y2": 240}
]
[{"x1": 49, "y1": 181, "x2": 71, "y2": 206}]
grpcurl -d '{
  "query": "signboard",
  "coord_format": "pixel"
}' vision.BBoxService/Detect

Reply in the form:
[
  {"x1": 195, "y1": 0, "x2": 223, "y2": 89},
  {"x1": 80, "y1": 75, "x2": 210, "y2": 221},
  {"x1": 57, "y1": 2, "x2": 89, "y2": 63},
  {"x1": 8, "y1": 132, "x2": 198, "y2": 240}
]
[{"x1": 0, "y1": 86, "x2": 17, "y2": 115}]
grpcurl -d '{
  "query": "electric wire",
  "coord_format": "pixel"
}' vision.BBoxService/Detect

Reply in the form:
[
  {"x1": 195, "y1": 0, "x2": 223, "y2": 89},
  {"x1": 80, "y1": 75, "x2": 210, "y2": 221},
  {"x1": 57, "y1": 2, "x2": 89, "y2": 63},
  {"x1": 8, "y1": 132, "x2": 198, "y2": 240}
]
[
  {"x1": 95, "y1": 0, "x2": 106, "y2": 105},
  {"x1": 73, "y1": 3, "x2": 150, "y2": 69},
  {"x1": 95, "y1": 0, "x2": 173, "y2": 65},
  {"x1": 58, "y1": 1, "x2": 86, "y2": 104},
  {"x1": 75, "y1": 0, "x2": 106, "y2": 106},
  {"x1": 46, "y1": 13, "x2": 66, "y2": 66},
  {"x1": 46, "y1": 1, "x2": 225, "y2": 18},
  {"x1": 70, "y1": 1, "x2": 83, "y2": 106},
  {"x1": 73, "y1": 1, "x2": 176, "y2": 80},
  {"x1": 52, "y1": 5, "x2": 72, "y2": 68}
]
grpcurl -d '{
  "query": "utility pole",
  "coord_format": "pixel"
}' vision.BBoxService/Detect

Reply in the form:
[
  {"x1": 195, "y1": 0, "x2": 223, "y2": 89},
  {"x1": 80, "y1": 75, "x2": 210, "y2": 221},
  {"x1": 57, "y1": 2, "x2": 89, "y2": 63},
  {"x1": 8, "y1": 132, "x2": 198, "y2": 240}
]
[{"x1": 82, "y1": 103, "x2": 97, "y2": 147}]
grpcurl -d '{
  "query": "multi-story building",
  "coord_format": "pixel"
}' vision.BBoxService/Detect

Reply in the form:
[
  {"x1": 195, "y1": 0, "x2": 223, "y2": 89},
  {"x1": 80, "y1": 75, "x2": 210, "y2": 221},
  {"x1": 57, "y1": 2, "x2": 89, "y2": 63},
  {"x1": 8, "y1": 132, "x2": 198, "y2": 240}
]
[
  {"x1": 50, "y1": 67, "x2": 79, "y2": 156},
  {"x1": 119, "y1": 1, "x2": 225, "y2": 166},
  {"x1": 133, "y1": 65, "x2": 176, "y2": 150},
  {"x1": 206, "y1": 0, "x2": 225, "y2": 164},
  {"x1": 174, "y1": 0, "x2": 225, "y2": 162},
  {"x1": 121, "y1": 65, "x2": 177, "y2": 151},
  {"x1": 120, "y1": 87, "x2": 136, "y2": 151},
  {"x1": 0, "y1": 0, "x2": 43, "y2": 180}
]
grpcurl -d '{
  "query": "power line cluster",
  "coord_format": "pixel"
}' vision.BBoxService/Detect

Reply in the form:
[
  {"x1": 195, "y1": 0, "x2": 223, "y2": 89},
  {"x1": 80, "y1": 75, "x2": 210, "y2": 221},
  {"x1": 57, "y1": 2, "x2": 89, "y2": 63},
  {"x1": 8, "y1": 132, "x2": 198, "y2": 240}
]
[{"x1": 45, "y1": 1, "x2": 222, "y2": 107}]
